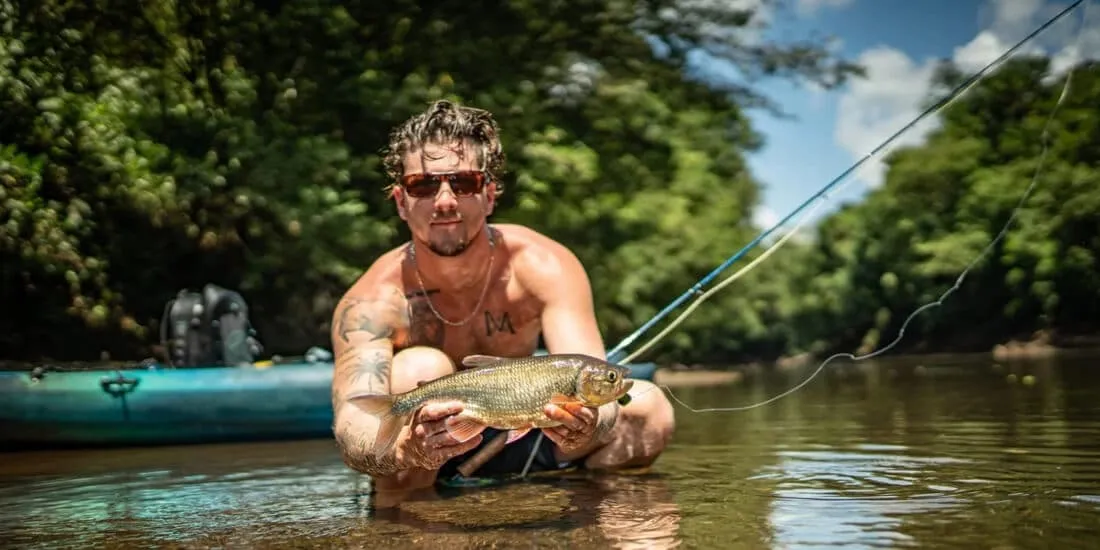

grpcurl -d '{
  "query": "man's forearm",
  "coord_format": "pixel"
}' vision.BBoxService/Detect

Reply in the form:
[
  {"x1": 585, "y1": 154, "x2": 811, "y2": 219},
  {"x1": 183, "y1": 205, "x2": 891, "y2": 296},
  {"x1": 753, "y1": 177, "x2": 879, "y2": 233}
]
[
  {"x1": 333, "y1": 405, "x2": 403, "y2": 477},
  {"x1": 336, "y1": 426, "x2": 401, "y2": 477},
  {"x1": 335, "y1": 422, "x2": 440, "y2": 491}
]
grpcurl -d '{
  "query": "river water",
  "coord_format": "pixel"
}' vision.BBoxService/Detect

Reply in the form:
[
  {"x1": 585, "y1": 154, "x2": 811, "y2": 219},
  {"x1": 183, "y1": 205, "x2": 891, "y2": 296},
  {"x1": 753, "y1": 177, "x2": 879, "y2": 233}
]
[{"x1": 2, "y1": 351, "x2": 1099, "y2": 548}]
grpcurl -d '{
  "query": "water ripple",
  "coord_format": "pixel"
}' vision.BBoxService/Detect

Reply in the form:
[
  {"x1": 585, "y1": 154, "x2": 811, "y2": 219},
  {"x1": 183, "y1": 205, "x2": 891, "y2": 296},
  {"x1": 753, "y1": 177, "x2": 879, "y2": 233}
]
[{"x1": 4, "y1": 356, "x2": 1100, "y2": 548}]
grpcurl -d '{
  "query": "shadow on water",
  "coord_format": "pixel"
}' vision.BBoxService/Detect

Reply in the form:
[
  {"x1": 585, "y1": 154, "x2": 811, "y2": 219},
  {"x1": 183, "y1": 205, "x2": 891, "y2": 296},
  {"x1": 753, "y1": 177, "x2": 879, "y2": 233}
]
[{"x1": 2, "y1": 351, "x2": 1100, "y2": 548}]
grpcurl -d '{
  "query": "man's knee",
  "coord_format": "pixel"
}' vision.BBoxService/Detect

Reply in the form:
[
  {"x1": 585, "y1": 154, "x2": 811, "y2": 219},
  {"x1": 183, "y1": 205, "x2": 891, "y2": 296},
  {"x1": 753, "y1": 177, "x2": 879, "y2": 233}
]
[
  {"x1": 389, "y1": 346, "x2": 455, "y2": 394},
  {"x1": 584, "y1": 379, "x2": 675, "y2": 470},
  {"x1": 625, "y1": 379, "x2": 675, "y2": 448}
]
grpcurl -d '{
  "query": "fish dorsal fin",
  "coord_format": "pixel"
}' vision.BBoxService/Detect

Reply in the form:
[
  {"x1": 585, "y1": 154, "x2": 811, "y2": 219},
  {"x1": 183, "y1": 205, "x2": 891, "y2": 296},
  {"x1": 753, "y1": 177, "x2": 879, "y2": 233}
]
[{"x1": 461, "y1": 354, "x2": 506, "y2": 369}]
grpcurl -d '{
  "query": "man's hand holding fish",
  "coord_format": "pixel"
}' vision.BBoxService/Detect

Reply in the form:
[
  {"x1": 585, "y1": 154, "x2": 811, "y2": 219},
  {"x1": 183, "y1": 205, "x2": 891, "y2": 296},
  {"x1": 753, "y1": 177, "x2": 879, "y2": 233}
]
[
  {"x1": 398, "y1": 401, "x2": 480, "y2": 471},
  {"x1": 542, "y1": 400, "x2": 605, "y2": 454},
  {"x1": 329, "y1": 100, "x2": 676, "y2": 491}
]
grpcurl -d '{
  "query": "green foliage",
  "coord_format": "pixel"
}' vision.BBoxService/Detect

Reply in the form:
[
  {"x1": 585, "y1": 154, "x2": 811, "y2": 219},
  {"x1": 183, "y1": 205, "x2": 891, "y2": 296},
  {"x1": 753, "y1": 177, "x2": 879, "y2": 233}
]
[
  {"x1": 0, "y1": 0, "x2": 858, "y2": 361},
  {"x1": 4, "y1": 0, "x2": 1093, "y2": 365},
  {"x1": 760, "y1": 56, "x2": 1100, "y2": 359}
]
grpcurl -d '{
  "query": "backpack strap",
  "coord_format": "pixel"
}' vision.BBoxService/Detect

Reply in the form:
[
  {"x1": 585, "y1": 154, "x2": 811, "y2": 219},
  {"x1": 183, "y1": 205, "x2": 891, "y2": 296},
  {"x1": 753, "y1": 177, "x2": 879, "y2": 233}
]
[
  {"x1": 201, "y1": 284, "x2": 263, "y2": 366},
  {"x1": 160, "y1": 289, "x2": 210, "y2": 367}
]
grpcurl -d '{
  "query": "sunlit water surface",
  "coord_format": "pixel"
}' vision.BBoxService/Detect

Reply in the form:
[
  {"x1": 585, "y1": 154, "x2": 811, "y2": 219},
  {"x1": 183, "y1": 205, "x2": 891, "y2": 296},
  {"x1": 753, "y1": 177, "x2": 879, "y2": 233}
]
[{"x1": 2, "y1": 352, "x2": 1099, "y2": 548}]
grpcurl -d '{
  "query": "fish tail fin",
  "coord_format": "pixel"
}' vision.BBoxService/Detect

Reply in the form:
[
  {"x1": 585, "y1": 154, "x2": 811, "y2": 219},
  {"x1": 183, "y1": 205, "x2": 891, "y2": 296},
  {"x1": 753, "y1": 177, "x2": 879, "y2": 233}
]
[{"x1": 347, "y1": 392, "x2": 406, "y2": 455}]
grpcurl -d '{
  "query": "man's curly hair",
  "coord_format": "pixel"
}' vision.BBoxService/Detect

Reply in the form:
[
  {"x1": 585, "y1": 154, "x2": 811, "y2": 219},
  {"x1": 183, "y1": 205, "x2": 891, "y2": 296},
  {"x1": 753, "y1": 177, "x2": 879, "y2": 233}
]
[{"x1": 382, "y1": 100, "x2": 506, "y2": 198}]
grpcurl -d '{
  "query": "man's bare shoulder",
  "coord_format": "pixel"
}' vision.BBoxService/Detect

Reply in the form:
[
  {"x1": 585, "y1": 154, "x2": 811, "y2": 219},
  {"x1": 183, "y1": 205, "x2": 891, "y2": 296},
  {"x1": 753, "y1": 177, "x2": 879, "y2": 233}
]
[
  {"x1": 331, "y1": 245, "x2": 410, "y2": 343},
  {"x1": 342, "y1": 245, "x2": 408, "y2": 298},
  {"x1": 494, "y1": 224, "x2": 590, "y2": 298}
]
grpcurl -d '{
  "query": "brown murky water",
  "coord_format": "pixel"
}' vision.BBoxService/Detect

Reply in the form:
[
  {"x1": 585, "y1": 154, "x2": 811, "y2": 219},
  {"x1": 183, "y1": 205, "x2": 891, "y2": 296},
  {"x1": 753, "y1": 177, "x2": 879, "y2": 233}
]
[{"x1": 2, "y1": 351, "x2": 1099, "y2": 548}]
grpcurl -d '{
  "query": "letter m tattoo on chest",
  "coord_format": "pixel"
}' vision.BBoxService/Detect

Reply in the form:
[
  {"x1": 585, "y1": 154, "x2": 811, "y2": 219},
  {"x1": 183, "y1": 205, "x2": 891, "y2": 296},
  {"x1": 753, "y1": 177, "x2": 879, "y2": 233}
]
[{"x1": 484, "y1": 310, "x2": 515, "y2": 336}]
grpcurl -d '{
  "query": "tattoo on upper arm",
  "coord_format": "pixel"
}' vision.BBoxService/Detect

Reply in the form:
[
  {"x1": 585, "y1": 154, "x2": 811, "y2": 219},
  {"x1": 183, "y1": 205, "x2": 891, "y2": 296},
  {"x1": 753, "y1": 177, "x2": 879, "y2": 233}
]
[
  {"x1": 334, "y1": 348, "x2": 391, "y2": 397},
  {"x1": 484, "y1": 311, "x2": 515, "y2": 336},
  {"x1": 335, "y1": 298, "x2": 399, "y2": 343}
]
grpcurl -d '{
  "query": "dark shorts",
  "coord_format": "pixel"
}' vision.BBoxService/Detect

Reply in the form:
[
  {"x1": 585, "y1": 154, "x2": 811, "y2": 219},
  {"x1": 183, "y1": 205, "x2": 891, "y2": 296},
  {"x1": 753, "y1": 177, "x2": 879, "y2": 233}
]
[{"x1": 437, "y1": 428, "x2": 580, "y2": 480}]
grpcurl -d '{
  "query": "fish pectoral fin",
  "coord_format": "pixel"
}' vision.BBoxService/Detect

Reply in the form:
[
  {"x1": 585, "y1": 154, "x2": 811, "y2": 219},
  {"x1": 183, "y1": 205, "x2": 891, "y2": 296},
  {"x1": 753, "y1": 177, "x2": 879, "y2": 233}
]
[
  {"x1": 461, "y1": 354, "x2": 506, "y2": 369},
  {"x1": 506, "y1": 428, "x2": 532, "y2": 444},
  {"x1": 444, "y1": 417, "x2": 488, "y2": 443},
  {"x1": 548, "y1": 393, "x2": 583, "y2": 406},
  {"x1": 347, "y1": 392, "x2": 397, "y2": 416}
]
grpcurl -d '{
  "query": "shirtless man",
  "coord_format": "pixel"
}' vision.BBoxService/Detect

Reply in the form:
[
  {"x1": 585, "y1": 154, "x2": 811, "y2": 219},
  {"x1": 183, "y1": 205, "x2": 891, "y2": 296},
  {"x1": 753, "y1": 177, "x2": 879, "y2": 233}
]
[{"x1": 330, "y1": 100, "x2": 675, "y2": 491}]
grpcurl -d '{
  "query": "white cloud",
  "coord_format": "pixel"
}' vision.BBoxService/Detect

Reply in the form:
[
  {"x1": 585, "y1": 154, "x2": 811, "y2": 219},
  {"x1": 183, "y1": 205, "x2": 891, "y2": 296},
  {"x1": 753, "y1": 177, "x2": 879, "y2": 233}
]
[
  {"x1": 833, "y1": 46, "x2": 943, "y2": 187},
  {"x1": 753, "y1": 205, "x2": 820, "y2": 245},
  {"x1": 953, "y1": 31, "x2": 1008, "y2": 72},
  {"x1": 753, "y1": 205, "x2": 808, "y2": 245},
  {"x1": 991, "y1": 0, "x2": 1045, "y2": 27},
  {"x1": 754, "y1": 205, "x2": 780, "y2": 229},
  {"x1": 661, "y1": 0, "x2": 775, "y2": 46},
  {"x1": 832, "y1": 0, "x2": 1098, "y2": 188},
  {"x1": 796, "y1": 0, "x2": 856, "y2": 17}
]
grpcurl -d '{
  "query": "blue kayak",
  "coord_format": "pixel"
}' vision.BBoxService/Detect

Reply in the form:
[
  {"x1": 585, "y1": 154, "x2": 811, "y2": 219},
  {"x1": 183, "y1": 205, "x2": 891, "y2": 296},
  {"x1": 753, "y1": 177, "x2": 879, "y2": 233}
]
[{"x1": 0, "y1": 352, "x2": 657, "y2": 450}]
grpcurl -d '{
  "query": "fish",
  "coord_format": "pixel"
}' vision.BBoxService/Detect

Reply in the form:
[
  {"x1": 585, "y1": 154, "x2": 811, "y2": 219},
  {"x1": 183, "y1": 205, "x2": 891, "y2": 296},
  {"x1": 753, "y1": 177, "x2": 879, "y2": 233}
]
[{"x1": 346, "y1": 353, "x2": 635, "y2": 455}]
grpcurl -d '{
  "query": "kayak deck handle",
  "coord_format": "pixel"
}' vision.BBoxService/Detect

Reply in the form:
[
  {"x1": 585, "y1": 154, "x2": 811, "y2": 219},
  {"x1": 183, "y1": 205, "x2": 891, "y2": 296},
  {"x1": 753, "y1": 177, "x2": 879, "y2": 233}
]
[{"x1": 100, "y1": 373, "x2": 140, "y2": 398}]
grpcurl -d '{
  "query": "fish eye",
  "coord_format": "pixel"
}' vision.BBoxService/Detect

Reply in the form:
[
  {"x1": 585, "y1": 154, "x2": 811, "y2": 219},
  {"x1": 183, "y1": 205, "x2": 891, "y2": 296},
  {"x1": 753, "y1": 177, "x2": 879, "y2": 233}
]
[{"x1": 607, "y1": 372, "x2": 617, "y2": 382}]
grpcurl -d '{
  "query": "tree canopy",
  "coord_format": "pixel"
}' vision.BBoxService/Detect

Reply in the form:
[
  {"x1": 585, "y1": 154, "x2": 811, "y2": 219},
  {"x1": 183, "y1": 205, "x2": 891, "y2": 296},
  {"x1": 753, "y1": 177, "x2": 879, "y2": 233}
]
[
  {"x1": 1, "y1": 0, "x2": 1095, "y2": 366},
  {"x1": 752, "y1": 56, "x2": 1100, "y2": 361}
]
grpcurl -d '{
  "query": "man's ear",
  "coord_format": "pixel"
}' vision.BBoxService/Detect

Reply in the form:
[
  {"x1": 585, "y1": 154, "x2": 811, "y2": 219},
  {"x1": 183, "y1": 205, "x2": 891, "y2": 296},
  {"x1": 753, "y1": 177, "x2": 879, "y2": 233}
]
[
  {"x1": 393, "y1": 187, "x2": 409, "y2": 220},
  {"x1": 484, "y1": 180, "x2": 497, "y2": 216}
]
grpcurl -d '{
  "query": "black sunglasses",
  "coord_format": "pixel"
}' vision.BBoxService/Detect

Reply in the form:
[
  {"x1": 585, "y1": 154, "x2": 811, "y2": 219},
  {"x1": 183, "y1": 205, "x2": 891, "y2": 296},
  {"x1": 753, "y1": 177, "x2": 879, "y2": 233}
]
[{"x1": 400, "y1": 170, "x2": 489, "y2": 199}]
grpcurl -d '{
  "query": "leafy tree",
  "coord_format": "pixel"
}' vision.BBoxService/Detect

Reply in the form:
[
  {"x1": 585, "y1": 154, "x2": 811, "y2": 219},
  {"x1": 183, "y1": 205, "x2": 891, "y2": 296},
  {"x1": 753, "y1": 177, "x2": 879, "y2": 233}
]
[
  {"x1": 0, "y1": 0, "x2": 860, "y2": 362},
  {"x1": 766, "y1": 57, "x2": 1100, "y2": 360}
]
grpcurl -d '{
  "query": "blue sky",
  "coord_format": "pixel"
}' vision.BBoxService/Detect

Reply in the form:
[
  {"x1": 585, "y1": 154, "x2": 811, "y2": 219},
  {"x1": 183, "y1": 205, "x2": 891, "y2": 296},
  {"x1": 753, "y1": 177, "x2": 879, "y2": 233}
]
[{"x1": 692, "y1": 0, "x2": 1094, "y2": 230}]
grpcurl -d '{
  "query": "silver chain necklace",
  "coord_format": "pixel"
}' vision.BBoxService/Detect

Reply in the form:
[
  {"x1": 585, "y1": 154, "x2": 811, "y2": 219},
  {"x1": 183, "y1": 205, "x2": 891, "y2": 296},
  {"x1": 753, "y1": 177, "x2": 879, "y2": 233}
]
[{"x1": 408, "y1": 226, "x2": 496, "y2": 327}]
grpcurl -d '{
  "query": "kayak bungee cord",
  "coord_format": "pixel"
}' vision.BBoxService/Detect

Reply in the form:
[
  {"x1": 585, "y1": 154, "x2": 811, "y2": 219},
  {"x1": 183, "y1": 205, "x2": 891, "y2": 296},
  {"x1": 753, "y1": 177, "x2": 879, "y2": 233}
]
[
  {"x1": 619, "y1": 0, "x2": 1092, "y2": 415},
  {"x1": 607, "y1": 0, "x2": 1092, "y2": 367}
]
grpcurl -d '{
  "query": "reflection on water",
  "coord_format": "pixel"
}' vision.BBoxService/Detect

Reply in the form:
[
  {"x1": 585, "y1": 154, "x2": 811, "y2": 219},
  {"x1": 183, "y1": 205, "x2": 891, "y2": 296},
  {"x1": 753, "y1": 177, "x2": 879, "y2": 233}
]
[{"x1": 2, "y1": 352, "x2": 1100, "y2": 548}]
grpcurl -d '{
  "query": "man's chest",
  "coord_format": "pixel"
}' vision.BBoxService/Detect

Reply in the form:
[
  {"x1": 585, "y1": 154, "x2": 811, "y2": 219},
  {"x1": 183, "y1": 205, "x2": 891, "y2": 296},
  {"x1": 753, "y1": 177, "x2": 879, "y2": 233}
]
[{"x1": 397, "y1": 287, "x2": 543, "y2": 361}]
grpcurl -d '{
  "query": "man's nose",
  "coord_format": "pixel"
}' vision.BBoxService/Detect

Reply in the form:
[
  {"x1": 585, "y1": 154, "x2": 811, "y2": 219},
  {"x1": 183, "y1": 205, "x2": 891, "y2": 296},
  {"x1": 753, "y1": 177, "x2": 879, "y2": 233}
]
[{"x1": 433, "y1": 181, "x2": 459, "y2": 211}]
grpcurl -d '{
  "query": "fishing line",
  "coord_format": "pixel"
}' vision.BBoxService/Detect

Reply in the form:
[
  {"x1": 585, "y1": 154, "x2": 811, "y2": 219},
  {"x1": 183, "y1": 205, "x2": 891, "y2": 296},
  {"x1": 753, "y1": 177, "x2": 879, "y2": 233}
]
[
  {"x1": 620, "y1": 112, "x2": 902, "y2": 365},
  {"x1": 618, "y1": 0, "x2": 1092, "y2": 413},
  {"x1": 619, "y1": 189, "x2": 833, "y2": 365},
  {"x1": 509, "y1": 0, "x2": 1090, "y2": 482}
]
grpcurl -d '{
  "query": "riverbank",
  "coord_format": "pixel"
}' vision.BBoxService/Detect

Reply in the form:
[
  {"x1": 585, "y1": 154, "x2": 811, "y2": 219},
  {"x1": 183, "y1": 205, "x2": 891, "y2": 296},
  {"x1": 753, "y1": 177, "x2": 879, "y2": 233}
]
[
  {"x1": 649, "y1": 336, "x2": 1100, "y2": 388},
  {"x1": 989, "y1": 329, "x2": 1100, "y2": 361},
  {"x1": 652, "y1": 368, "x2": 745, "y2": 387}
]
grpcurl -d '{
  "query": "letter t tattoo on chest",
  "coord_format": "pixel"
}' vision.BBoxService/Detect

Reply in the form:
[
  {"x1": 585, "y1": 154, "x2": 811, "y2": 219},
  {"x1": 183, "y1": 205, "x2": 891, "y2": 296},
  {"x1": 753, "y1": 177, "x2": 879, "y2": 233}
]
[{"x1": 405, "y1": 289, "x2": 446, "y2": 348}]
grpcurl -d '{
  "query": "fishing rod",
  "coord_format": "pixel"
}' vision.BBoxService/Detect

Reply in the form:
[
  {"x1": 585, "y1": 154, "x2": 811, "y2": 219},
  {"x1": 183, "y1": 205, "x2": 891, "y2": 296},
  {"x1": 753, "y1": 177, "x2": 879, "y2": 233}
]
[
  {"x1": 606, "y1": 0, "x2": 1088, "y2": 365},
  {"x1": 459, "y1": 0, "x2": 1091, "y2": 485}
]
